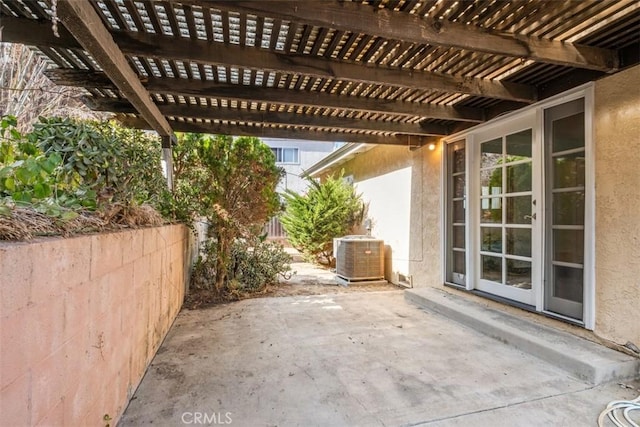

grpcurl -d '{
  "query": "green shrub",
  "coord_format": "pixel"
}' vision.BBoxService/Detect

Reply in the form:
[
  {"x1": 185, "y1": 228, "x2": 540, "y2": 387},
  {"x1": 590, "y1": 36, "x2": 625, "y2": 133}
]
[
  {"x1": 228, "y1": 237, "x2": 293, "y2": 293},
  {"x1": 190, "y1": 236, "x2": 292, "y2": 302},
  {"x1": 95, "y1": 122, "x2": 168, "y2": 209},
  {"x1": 0, "y1": 115, "x2": 170, "y2": 237},
  {"x1": 30, "y1": 117, "x2": 168, "y2": 210},
  {"x1": 31, "y1": 117, "x2": 119, "y2": 196},
  {"x1": 0, "y1": 115, "x2": 85, "y2": 218},
  {"x1": 280, "y1": 172, "x2": 363, "y2": 264},
  {"x1": 190, "y1": 239, "x2": 218, "y2": 291}
]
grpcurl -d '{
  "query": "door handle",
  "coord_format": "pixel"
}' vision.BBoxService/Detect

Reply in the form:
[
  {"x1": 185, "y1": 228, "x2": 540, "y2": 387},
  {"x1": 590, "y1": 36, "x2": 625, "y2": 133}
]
[{"x1": 524, "y1": 213, "x2": 536, "y2": 220}]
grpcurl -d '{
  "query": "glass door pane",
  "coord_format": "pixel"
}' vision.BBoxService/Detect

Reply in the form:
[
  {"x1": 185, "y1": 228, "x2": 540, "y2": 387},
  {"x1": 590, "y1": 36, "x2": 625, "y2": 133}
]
[
  {"x1": 544, "y1": 98, "x2": 585, "y2": 320},
  {"x1": 447, "y1": 141, "x2": 466, "y2": 286},
  {"x1": 477, "y1": 129, "x2": 534, "y2": 304}
]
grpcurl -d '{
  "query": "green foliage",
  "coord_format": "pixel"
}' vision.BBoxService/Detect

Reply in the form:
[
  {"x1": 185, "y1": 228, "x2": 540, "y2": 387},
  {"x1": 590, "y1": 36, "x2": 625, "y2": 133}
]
[
  {"x1": 280, "y1": 172, "x2": 364, "y2": 264},
  {"x1": 189, "y1": 239, "x2": 218, "y2": 292},
  {"x1": 228, "y1": 237, "x2": 293, "y2": 294},
  {"x1": 31, "y1": 117, "x2": 119, "y2": 195},
  {"x1": 27, "y1": 117, "x2": 168, "y2": 208},
  {"x1": 0, "y1": 115, "x2": 169, "y2": 229},
  {"x1": 0, "y1": 115, "x2": 81, "y2": 218},
  {"x1": 94, "y1": 123, "x2": 169, "y2": 208},
  {"x1": 173, "y1": 132, "x2": 285, "y2": 293},
  {"x1": 0, "y1": 151, "x2": 61, "y2": 202},
  {"x1": 166, "y1": 132, "x2": 211, "y2": 223},
  {"x1": 173, "y1": 133, "x2": 283, "y2": 228},
  {"x1": 191, "y1": 236, "x2": 293, "y2": 301}
]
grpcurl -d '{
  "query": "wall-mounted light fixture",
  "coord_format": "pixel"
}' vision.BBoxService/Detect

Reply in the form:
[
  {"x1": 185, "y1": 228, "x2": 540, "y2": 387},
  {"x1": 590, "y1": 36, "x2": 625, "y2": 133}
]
[{"x1": 428, "y1": 143, "x2": 437, "y2": 151}]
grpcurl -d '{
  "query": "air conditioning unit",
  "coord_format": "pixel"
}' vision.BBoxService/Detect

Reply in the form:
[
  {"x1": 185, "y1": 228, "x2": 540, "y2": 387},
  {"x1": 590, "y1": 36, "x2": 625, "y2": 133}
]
[{"x1": 335, "y1": 236, "x2": 384, "y2": 282}]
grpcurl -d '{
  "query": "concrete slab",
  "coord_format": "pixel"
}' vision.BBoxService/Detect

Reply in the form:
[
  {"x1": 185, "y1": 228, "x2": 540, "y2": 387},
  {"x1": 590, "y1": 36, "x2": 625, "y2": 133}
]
[
  {"x1": 405, "y1": 287, "x2": 640, "y2": 385},
  {"x1": 283, "y1": 247, "x2": 305, "y2": 263},
  {"x1": 120, "y1": 291, "x2": 639, "y2": 427}
]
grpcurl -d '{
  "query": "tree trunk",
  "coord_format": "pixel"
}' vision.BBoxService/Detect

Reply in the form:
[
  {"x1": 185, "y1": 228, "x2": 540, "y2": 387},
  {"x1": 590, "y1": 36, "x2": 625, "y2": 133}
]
[{"x1": 214, "y1": 235, "x2": 229, "y2": 293}]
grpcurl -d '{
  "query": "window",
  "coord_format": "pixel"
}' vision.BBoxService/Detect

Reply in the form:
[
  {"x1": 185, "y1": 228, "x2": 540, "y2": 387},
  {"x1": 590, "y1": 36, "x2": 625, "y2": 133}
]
[{"x1": 271, "y1": 147, "x2": 299, "y2": 164}]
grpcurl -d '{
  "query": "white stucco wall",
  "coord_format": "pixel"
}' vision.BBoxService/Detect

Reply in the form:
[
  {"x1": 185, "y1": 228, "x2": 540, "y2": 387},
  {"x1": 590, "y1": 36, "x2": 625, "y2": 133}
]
[
  {"x1": 356, "y1": 167, "x2": 412, "y2": 278},
  {"x1": 321, "y1": 144, "x2": 442, "y2": 287}
]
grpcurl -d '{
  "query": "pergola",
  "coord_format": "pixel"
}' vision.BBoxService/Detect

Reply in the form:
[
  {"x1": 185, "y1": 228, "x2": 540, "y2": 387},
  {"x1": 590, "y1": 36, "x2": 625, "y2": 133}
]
[{"x1": 1, "y1": 0, "x2": 639, "y2": 152}]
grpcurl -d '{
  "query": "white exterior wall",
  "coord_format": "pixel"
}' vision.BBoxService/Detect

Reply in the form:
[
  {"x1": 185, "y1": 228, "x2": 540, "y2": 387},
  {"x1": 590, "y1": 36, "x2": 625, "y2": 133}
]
[
  {"x1": 355, "y1": 167, "x2": 412, "y2": 280},
  {"x1": 318, "y1": 144, "x2": 441, "y2": 287}
]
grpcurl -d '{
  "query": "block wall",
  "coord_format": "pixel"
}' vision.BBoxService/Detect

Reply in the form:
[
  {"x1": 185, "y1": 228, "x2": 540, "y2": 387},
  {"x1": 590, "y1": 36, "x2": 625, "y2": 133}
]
[{"x1": 0, "y1": 224, "x2": 190, "y2": 426}]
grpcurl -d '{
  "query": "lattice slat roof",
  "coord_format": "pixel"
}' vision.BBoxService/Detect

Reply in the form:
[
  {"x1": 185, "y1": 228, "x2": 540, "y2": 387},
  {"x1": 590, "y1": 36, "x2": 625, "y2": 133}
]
[{"x1": 1, "y1": 0, "x2": 639, "y2": 146}]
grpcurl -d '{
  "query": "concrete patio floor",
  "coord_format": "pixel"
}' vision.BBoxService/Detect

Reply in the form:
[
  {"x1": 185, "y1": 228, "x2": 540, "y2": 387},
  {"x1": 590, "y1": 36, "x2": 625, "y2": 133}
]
[{"x1": 119, "y1": 291, "x2": 639, "y2": 427}]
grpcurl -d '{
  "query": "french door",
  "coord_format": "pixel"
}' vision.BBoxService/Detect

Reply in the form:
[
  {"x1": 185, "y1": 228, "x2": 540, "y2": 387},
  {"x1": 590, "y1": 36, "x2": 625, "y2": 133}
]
[
  {"x1": 445, "y1": 95, "x2": 589, "y2": 323},
  {"x1": 544, "y1": 99, "x2": 586, "y2": 320},
  {"x1": 446, "y1": 140, "x2": 466, "y2": 286},
  {"x1": 475, "y1": 121, "x2": 537, "y2": 306}
]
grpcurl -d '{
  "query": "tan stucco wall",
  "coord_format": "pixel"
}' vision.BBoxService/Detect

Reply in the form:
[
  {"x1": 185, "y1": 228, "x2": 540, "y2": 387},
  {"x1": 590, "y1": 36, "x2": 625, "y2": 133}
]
[
  {"x1": 319, "y1": 66, "x2": 640, "y2": 347},
  {"x1": 593, "y1": 65, "x2": 640, "y2": 348},
  {"x1": 0, "y1": 224, "x2": 190, "y2": 426},
  {"x1": 324, "y1": 143, "x2": 442, "y2": 288}
]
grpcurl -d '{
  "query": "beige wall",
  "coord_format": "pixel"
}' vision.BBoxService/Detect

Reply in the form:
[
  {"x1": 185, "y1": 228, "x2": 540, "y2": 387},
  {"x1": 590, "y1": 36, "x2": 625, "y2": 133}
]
[
  {"x1": 0, "y1": 224, "x2": 190, "y2": 426},
  {"x1": 319, "y1": 65, "x2": 640, "y2": 348},
  {"x1": 324, "y1": 143, "x2": 443, "y2": 287},
  {"x1": 593, "y1": 65, "x2": 640, "y2": 348}
]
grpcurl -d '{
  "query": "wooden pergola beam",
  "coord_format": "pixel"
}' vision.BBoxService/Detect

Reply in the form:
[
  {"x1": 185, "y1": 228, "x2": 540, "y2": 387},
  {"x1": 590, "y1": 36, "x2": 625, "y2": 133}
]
[
  {"x1": 2, "y1": 16, "x2": 536, "y2": 102},
  {"x1": 203, "y1": 1, "x2": 619, "y2": 72},
  {"x1": 83, "y1": 97, "x2": 449, "y2": 136},
  {"x1": 133, "y1": 35, "x2": 533, "y2": 101},
  {"x1": 117, "y1": 116, "x2": 436, "y2": 147},
  {"x1": 45, "y1": 69, "x2": 485, "y2": 123},
  {"x1": 54, "y1": 1, "x2": 173, "y2": 138}
]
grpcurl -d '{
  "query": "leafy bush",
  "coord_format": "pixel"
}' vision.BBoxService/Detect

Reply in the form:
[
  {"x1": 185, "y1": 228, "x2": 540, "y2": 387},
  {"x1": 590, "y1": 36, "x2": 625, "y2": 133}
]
[
  {"x1": 0, "y1": 116, "x2": 84, "y2": 219},
  {"x1": 31, "y1": 117, "x2": 119, "y2": 197},
  {"x1": 280, "y1": 172, "x2": 363, "y2": 264},
  {"x1": 164, "y1": 132, "x2": 210, "y2": 223},
  {"x1": 94, "y1": 122, "x2": 169, "y2": 209},
  {"x1": 190, "y1": 239, "x2": 218, "y2": 292},
  {"x1": 189, "y1": 236, "x2": 292, "y2": 304},
  {"x1": 0, "y1": 115, "x2": 170, "y2": 238},
  {"x1": 228, "y1": 237, "x2": 293, "y2": 294},
  {"x1": 29, "y1": 117, "x2": 169, "y2": 210}
]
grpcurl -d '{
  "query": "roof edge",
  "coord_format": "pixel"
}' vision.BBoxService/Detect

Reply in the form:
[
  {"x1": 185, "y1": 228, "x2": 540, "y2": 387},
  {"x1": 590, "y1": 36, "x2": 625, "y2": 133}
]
[{"x1": 303, "y1": 143, "x2": 371, "y2": 178}]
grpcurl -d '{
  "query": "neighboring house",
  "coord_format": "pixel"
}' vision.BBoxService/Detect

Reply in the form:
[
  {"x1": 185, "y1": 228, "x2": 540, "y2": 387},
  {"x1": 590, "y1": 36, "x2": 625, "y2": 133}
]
[
  {"x1": 305, "y1": 66, "x2": 640, "y2": 351},
  {"x1": 261, "y1": 138, "x2": 336, "y2": 239},
  {"x1": 262, "y1": 138, "x2": 336, "y2": 194}
]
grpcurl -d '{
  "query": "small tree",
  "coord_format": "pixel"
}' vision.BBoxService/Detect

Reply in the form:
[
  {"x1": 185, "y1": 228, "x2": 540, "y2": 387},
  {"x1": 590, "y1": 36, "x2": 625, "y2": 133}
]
[
  {"x1": 280, "y1": 173, "x2": 363, "y2": 264},
  {"x1": 173, "y1": 133, "x2": 284, "y2": 293}
]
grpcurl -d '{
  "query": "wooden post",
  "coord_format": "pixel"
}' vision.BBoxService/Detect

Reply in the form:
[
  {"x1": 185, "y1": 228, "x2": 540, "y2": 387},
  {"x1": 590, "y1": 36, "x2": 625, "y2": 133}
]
[{"x1": 162, "y1": 136, "x2": 174, "y2": 191}]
